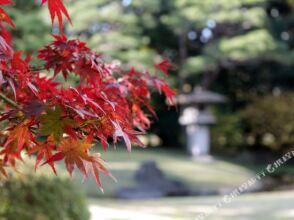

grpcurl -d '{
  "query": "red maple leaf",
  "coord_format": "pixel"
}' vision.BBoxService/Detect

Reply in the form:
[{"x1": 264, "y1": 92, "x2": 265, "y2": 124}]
[
  {"x1": 41, "y1": 0, "x2": 71, "y2": 33},
  {"x1": 0, "y1": 7, "x2": 15, "y2": 28},
  {"x1": 154, "y1": 60, "x2": 174, "y2": 76},
  {"x1": 85, "y1": 153, "x2": 116, "y2": 189},
  {"x1": 0, "y1": 0, "x2": 14, "y2": 5}
]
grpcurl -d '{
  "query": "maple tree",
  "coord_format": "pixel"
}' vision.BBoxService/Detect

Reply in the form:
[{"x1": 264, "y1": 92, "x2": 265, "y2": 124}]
[{"x1": 0, "y1": 0, "x2": 175, "y2": 187}]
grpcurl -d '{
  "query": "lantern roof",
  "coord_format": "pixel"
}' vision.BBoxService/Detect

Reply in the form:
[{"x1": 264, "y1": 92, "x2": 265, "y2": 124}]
[{"x1": 175, "y1": 87, "x2": 227, "y2": 105}]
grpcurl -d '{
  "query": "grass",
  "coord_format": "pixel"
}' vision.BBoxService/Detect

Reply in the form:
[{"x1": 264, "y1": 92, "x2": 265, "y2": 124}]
[
  {"x1": 75, "y1": 148, "x2": 294, "y2": 219},
  {"x1": 32, "y1": 146, "x2": 294, "y2": 198},
  {"x1": 68, "y1": 147, "x2": 257, "y2": 197},
  {"x1": 88, "y1": 190, "x2": 294, "y2": 220},
  {"x1": 30, "y1": 147, "x2": 294, "y2": 219}
]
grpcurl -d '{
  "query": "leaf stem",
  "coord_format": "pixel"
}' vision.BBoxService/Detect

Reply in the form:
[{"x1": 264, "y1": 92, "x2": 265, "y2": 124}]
[
  {"x1": 30, "y1": 66, "x2": 46, "y2": 72},
  {"x1": 0, "y1": 92, "x2": 19, "y2": 108}
]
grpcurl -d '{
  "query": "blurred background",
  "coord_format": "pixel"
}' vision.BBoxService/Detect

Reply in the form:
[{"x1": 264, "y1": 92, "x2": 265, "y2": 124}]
[{"x1": 1, "y1": 0, "x2": 294, "y2": 219}]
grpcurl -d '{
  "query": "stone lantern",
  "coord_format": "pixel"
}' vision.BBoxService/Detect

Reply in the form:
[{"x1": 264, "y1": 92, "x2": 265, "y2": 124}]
[{"x1": 175, "y1": 87, "x2": 227, "y2": 157}]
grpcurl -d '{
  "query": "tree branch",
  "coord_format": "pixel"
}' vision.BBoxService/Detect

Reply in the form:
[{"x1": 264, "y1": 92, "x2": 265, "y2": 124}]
[
  {"x1": 30, "y1": 66, "x2": 47, "y2": 72},
  {"x1": 0, "y1": 92, "x2": 19, "y2": 109}
]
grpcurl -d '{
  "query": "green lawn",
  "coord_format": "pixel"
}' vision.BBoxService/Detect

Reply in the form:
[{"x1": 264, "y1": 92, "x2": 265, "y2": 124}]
[
  {"x1": 76, "y1": 148, "x2": 294, "y2": 219},
  {"x1": 88, "y1": 190, "x2": 294, "y2": 220},
  {"x1": 31, "y1": 147, "x2": 294, "y2": 219},
  {"x1": 31, "y1": 146, "x2": 294, "y2": 198},
  {"x1": 69, "y1": 147, "x2": 256, "y2": 197}
]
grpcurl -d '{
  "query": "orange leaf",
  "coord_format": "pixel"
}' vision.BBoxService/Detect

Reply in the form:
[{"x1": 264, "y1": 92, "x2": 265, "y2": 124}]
[
  {"x1": 1, "y1": 122, "x2": 33, "y2": 168},
  {"x1": 4, "y1": 122, "x2": 32, "y2": 151},
  {"x1": 49, "y1": 138, "x2": 93, "y2": 176}
]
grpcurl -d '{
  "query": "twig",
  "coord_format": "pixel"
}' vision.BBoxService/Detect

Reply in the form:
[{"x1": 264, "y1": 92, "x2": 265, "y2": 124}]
[
  {"x1": 30, "y1": 66, "x2": 47, "y2": 72},
  {"x1": 0, "y1": 92, "x2": 19, "y2": 108}
]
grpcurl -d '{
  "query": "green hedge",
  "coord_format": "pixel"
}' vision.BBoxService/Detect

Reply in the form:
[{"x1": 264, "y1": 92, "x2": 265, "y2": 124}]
[
  {"x1": 241, "y1": 93, "x2": 294, "y2": 152},
  {"x1": 0, "y1": 174, "x2": 90, "y2": 220},
  {"x1": 211, "y1": 113, "x2": 245, "y2": 153}
]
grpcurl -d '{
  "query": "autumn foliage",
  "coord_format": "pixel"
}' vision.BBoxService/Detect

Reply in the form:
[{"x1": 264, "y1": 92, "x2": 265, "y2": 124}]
[{"x1": 0, "y1": 0, "x2": 175, "y2": 187}]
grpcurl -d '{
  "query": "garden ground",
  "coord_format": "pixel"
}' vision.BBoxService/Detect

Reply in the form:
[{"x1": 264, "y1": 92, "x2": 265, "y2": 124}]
[
  {"x1": 71, "y1": 147, "x2": 293, "y2": 197},
  {"x1": 68, "y1": 147, "x2": 294, "y2": 219},
  {"x1": 88, "y1": 190, "x2": 294, "y2": 220}
]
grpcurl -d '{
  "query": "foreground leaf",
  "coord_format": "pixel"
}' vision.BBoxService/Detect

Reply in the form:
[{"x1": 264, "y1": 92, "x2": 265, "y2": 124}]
[
  {"x1": 40, "y1": 106, "x2": 75, "y2": 142},
  {"x1": 42, "y1": 0, "x2": 71, "y2": 33}
]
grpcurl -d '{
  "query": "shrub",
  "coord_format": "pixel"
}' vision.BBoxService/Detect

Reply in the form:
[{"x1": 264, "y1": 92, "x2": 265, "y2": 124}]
[
  {"x1": 241, "y1": 93, "x2": 294, "y2": 152},
  {"x1": 0, "y1": 173, "x2": 89, "y2": 220},
  {"x1": 211, "y1": 113, "x2": 245, "y2": 153}
]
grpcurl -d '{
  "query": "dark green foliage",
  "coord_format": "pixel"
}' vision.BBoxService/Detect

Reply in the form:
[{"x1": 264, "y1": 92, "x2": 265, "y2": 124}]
[
  {"x1": 0, "y1": 174, "x2": 90, "y2": 220},
  {"x1": 241, "y1": 93, "x2": 294, "y2": 152},
  {"x1": 211, "y1": 113, "x2": 245, "y2": 153}
]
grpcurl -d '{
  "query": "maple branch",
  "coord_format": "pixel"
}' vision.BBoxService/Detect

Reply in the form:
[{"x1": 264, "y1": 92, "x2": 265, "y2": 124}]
[
  {"x1": 0, "y1": 92, "x2": 19, "y2": 108},
  {"x1": 30, "y1": 66, "x2": 47, "y2": 72}
]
